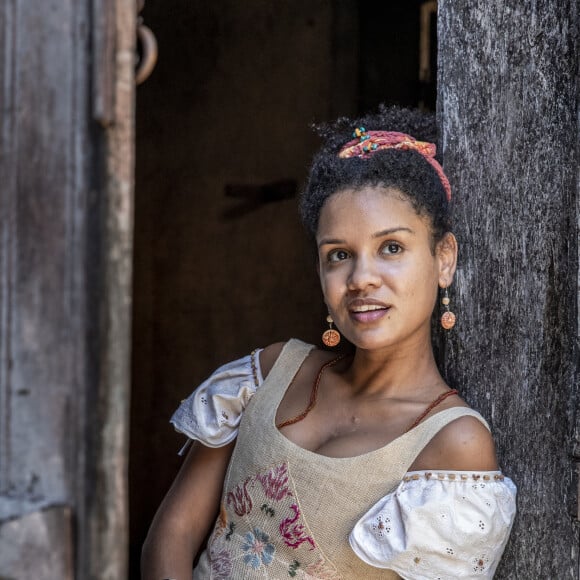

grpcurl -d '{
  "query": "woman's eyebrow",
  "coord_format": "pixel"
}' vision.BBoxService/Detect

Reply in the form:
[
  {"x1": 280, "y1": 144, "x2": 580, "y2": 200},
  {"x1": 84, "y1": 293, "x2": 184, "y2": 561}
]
[
  {"x1": 318, "y1": 227, "x2": 414, "y2": 248},
  {"x1": 317, "y1": 238, "x2": 345, "y2": 248},
  {"x1": 372, "y1": 227, "x2": 414, "y2": 238}
]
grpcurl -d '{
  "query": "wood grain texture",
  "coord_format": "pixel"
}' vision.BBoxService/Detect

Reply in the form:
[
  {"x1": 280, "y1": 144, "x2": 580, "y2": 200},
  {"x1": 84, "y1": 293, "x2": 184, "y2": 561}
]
[
  {"x1": 438, "y1": 1, "x2": 579, "y2": 577},
  {"x1": 0, "y1": 1, "x2": 93, "y2": 577},
  {"x1": 0, "y1": 506, "x2": 73, "y2": 579},
  {"x1": 83, "y1": 0, "x2": 135, "y2": 577},
  {"x1": 0, "y1": 0, "x2": 87, "y2": 520},
  {"x1": 0, "y1": 0, "x2": 134, "y2": 578}
]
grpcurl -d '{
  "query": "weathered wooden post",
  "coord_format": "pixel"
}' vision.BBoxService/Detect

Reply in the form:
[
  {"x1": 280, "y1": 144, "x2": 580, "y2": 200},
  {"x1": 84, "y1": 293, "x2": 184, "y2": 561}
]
[
  {"x1": 438, "y1": 1, "x2": 579, "y2": 577},
  {"x1": 0, "y1": 0, "x2": 136, "y2": 578}
]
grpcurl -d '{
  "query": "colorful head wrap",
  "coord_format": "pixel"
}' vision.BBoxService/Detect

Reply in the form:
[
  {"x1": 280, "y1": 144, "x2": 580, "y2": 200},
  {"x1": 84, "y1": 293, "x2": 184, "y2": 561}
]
[{"x1": 338, "y1": 128, "x2": 452, "y2": 201}]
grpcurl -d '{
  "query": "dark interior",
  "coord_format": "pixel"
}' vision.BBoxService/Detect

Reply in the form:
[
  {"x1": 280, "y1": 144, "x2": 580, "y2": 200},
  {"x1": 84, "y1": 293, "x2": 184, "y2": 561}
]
[{"x1": 129, "y1": 1, "x2": 436, "y2": 576}]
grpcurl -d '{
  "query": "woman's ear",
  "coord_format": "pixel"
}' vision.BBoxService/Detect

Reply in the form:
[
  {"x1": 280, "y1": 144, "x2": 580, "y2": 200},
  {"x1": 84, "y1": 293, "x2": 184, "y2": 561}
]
[{"x1": 436, "y1": 232, "x2": 458, "y2": 287}]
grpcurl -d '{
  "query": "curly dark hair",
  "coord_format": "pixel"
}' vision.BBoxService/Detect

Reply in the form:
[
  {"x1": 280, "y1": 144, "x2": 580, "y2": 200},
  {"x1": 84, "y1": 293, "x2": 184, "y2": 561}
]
[{"x1": 300, "y1": 105, "x2": 451, "y2": 249}]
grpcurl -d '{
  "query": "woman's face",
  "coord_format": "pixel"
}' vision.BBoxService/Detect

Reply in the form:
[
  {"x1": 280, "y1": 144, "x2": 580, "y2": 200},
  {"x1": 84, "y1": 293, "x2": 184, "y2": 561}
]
[{"x1": 316, "y1": 186, "x2": 457, "y2": 353}]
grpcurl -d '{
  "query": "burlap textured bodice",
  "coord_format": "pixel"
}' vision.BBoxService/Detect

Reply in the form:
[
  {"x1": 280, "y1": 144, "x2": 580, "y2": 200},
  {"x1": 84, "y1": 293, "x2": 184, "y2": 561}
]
[{"x1": 193, "y1": 339, "x2": 487, "y2": 579}]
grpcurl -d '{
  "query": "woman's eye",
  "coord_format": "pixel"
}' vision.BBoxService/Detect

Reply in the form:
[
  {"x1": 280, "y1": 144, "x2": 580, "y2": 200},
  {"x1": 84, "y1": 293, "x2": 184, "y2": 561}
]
[
  {"x1": 327, "y1": 249, "x2": 350, "y2": 263},
  {"x1": 382, "y1": 242, "x2": 402, "y2": 255}
]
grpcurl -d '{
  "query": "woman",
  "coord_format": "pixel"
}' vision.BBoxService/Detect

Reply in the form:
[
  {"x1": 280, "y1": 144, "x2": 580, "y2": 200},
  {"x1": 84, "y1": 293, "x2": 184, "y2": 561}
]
[{"x1": 142, "y1": 107, "x2": 516, "y2": 579}]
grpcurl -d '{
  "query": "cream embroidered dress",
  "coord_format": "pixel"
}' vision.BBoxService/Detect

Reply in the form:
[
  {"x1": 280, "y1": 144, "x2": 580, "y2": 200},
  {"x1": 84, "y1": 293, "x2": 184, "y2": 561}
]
[{"x1": 171, "y1": 340, "x2": 516, "y2": 579}]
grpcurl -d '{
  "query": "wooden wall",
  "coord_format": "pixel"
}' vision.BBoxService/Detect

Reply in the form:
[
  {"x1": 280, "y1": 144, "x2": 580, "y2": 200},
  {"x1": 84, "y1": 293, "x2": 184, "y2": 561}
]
[{"x1": 0, "y1": 0, "x2": 135, "y2": 577}]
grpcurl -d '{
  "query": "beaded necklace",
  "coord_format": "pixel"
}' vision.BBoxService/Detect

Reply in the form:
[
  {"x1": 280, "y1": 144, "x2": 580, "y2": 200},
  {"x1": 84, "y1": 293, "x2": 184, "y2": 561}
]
[
  {"x1": 276, "y1": 355, "x2": 459, "y2": 432},
  {"x1": 405, "y1": 389, "x2": 459, "y2": 432},
  {"x1": 276, "y1": 355, "x2": 347, "y2": 429}
]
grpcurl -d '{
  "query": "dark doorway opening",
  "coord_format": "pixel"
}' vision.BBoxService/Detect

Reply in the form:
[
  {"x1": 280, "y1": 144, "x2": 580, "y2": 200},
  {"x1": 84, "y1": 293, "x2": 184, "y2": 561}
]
[
  {"x1": 129, "y1": 2, "x2": 437, "y2": 576},
  {"x1": 358, "y1": 1, "x2": 437, "y2": 112}
]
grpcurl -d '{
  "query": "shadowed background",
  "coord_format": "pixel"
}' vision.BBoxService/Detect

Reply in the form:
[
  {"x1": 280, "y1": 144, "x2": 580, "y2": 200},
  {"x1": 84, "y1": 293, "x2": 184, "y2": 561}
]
[{"x1": 130, "y1": 1, "x2": 435, "y2": 575}]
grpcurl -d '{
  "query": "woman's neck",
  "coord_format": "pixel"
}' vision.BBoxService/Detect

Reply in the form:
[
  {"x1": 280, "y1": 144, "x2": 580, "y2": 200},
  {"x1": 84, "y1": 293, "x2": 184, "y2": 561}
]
[{"x1": 343, "y1": 337, "x2": 445, "y2": 400}]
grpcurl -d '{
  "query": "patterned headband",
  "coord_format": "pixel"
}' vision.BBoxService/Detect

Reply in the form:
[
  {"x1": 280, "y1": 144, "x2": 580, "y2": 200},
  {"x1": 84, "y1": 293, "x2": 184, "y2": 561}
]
[{"x1": 338, "y1": 128, "x2": 452, "y2": 201}]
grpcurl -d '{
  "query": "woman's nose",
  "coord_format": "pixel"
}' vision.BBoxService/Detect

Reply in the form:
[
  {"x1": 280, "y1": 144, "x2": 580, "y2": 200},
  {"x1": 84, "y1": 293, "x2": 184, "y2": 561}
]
[{"x1": 347, "y1": 256, "x2": 382, "y2": 291}]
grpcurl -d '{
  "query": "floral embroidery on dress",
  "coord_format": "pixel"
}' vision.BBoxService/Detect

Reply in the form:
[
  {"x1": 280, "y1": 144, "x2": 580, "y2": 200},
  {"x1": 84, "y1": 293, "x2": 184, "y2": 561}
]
[
  {"x1": 208, "y1": 547, "x2": 232, "y2": 579},
  {"x1": 261, "y1": 503, "x2": 276, "y2": 517},
  {"x1": 471, "y1": 554, "x2": 491, "y2": 573},
  {"x1": 227, "y1": 478, "x2": 253, "y2": 516},
  {"x1": 257, "y1": 462, "x2": 293, "y2": 500},
  {"x1": 242, "y1": 528, "x2": 276, "y2": 568},
  {"x1": 371, "y1": 514, "x2": 391, "y2": 538},
  {"x1": 206, "y1": 462, "x2": 339, "y2": 578},
  {"x1": 225, "y1": 522, "x2": 236, "y2": 540},
  {"x1": 288, "y1": 559, "x2": 301, "y2": 577},
  {"x1": 303, "y1": 559, "x2": 342, "y2": 579},
  {"x1": 279, "y1": 504, "x2": 316, "y2": 550}
]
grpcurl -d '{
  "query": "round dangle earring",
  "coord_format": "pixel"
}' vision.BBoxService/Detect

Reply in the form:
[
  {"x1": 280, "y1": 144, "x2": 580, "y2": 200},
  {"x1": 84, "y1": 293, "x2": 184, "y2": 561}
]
[
  {"x1": 440, "y1": 287, "x2": 456, "y2": 330},
  {"x1": 322, "y1": 313, "x2": 341, "y2": 347}
]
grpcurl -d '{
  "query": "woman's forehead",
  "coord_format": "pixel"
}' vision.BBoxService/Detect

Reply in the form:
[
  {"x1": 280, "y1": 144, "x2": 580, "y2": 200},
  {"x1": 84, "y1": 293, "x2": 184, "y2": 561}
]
[{"x1": 317, "y1": 186, "x2": 426, "y2": 234}]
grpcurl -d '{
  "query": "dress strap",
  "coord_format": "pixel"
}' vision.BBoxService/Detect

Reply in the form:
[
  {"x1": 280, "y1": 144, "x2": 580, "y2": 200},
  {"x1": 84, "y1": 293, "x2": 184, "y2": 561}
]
[
  {"x1": 241, "y1": 339, "x2": 315, "y2": 435},
  {"x1": 276, "y1": 354, "x2": 347, "y2": 429},
  {"x1": 391, "y1": 407, "x2": 491, "y2": 477},
  {"x1": 405, "y1": 389, "x2": 459, "y2": 432},
  {"x1": 258, "y1": 338, "x2": 315, "y2": 398}
]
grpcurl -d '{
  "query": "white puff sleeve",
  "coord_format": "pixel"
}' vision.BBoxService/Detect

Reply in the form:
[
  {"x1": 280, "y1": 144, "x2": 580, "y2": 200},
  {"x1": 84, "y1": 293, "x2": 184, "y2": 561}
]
[
  {"x1": 170, "y1": 349, "x2": 263, "y2": 449},
  {"x1": 349, "y1": 471, "x2": 517, "y2": 579}
]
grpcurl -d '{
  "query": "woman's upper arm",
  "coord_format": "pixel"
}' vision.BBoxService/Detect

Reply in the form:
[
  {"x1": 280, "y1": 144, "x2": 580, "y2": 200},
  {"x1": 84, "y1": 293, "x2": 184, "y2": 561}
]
[
  {"x1": 258, "y1": 342, "x2": 286, "y2": 379},
  {"x1": 142, "y1": 440, "x2": 235, "y2": 579},
  {"x1": 155, "y1": 440, "x2": 235, "y2": 534}
]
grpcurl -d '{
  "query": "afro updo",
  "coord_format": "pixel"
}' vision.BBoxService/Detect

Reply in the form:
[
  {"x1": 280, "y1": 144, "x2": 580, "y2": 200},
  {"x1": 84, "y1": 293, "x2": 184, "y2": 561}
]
[{"x1": 300, "y1": 105, "x2": 451, "y2": 248}]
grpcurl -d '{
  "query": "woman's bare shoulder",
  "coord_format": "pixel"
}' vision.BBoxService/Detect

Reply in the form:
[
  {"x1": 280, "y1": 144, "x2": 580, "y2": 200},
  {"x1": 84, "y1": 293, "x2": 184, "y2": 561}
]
[
  {"x1": 412, "y1": 405, "x2": 499, "y2": 471},
  {"x1": 259, "y1": 342, "x2": 333, "y2": 380},
  {"x1": 258, "y1": 342, "x2": 286, "y2": 378}
]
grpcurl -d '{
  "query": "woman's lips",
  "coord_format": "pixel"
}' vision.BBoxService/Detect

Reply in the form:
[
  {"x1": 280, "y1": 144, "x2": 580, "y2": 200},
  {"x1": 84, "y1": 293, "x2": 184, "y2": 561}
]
[{"x1": 348, "y1": 299, "x2": 390, "y2": 323}]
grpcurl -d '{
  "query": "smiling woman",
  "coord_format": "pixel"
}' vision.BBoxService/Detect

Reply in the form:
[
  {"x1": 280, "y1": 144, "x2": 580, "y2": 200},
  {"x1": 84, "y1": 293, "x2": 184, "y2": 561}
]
[
  {"x1": 141, "y1": 106, "x2": 516, "y2": 579},
  {"x1": 316, "y1": 187, "x2": 456, "y2": 354}
]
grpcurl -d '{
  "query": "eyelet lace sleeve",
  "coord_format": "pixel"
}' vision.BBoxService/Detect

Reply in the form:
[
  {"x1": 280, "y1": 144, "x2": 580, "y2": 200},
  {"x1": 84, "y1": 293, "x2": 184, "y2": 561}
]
[
  {"x1": 349, "y1": 470, "x2": 517, "y2": 579},
  {"x1": 170, "y1": 349, "x2": 263, "y2": 449}
]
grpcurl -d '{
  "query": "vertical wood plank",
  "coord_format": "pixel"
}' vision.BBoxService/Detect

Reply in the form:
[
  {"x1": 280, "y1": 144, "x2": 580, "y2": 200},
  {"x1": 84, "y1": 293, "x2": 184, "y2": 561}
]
[
  {"x1": 0, "y1": 0, "x2": 17, "y2": 502},
  {"x1": 0, "y1": 0, "x2": 134, "y2": 577},
  {"x1": 83, "y1": 0, "x2": 135, "y2": 577},
  {"x1": 0, "y1": 0, "x2": 88, "y2": 519},
  {"x1": 438, "y1": 0, "x2": 579, "y2": 577},
  {"x1": 92, "y1": 0, "x2": 116, "y2": 126}
]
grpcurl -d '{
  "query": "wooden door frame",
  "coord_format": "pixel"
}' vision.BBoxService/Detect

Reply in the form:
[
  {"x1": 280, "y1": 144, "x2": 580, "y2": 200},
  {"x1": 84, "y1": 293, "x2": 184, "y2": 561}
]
[
  {"x1": 0, "y1": 0, "x2": 135, "y2": 577},
  {"x1": 82, "y1": 0, "x2": 136, "y2": 577}
]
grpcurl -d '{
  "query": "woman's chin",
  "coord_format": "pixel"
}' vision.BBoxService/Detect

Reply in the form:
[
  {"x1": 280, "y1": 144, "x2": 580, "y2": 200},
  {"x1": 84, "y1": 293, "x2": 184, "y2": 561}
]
[
  {"x1": 342, "y1": 330, "x2": 398, "y2": 352},
  {"x1": 342, "y1": 323, "x2": 430, "y2": 353}
]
